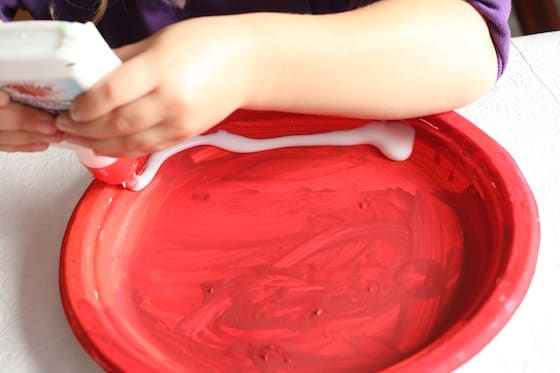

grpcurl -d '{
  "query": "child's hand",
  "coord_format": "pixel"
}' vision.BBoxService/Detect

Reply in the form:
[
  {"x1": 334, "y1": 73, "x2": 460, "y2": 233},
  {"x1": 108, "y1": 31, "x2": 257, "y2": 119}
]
[
  {"x1": 56, "y1": 16, "x2": 256, "y2": 157},
  {"x1": 0, "y1": 90, "x2": 61, "y2": 152}
]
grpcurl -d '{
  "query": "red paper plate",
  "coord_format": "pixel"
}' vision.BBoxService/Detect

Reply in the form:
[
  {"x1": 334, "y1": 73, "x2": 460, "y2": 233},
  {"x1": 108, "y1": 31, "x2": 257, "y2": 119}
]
[{"x1": 60, "y1": 111, "x2": 539, "y2": 372}]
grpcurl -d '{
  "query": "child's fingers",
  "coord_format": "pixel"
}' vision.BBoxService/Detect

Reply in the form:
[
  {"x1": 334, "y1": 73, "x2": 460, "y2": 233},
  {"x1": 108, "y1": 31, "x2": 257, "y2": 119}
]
[
  {"x1": 0, "y1": 102, "x2": 58, "y2": 134},
  {"x1": 65, "y1": 122, "x2": 176, "y2": 158},
  {"x1": 18, "y1": 143, "x2": 51, "y2": 152},
  {"x1": 70, "y1": 50, "x2": 160, "y2": 122},
  {"x1": 0, "y1": 130, "x2": 63, "y2": 147},
  {"x1": 0, "y1": 143, "x2": 50, "y2": 153},
  {"x1": 56, "y1": 91, "x2": 165, "y2": 139}
]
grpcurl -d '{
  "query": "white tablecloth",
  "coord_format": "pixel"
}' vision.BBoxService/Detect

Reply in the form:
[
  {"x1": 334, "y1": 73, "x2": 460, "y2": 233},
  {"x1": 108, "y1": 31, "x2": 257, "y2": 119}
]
[{"x1": 1, "y1": 32, "x2": 559, "y2": 372}]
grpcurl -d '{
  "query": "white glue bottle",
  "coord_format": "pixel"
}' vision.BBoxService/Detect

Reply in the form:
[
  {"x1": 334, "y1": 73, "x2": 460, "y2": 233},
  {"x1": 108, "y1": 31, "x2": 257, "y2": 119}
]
[{"x1": 0, "y1": 20, "x2": 143, "y2": 187}]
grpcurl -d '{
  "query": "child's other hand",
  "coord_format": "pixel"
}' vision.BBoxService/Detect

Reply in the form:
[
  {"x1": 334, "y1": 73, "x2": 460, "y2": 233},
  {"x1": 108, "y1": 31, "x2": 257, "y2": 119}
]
[
  {"x1": 0, "y1": 90, "x2": 61, "y2": 152},
  {"x1": 56, "y1": 16, "x2": 256, "y2": 157}
]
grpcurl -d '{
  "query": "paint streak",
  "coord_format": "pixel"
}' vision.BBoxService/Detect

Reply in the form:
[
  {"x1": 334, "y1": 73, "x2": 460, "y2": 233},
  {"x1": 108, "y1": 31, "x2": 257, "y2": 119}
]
[{"x1": 123, "y1": 178, "x2": 464, "y2": 372}]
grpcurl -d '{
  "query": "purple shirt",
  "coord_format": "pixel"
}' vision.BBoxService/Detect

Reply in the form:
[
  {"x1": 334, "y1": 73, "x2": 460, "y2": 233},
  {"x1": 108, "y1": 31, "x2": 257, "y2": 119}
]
[{"x1": 1, "y1": 0, "x2": 511, "y2": 76}]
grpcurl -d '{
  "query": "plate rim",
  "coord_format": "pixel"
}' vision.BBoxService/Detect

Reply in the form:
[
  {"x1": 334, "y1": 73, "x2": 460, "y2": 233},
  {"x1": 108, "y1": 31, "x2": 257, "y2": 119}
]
[{"x1": 59, "y1": 110, "x2": 540, "y2": 372}]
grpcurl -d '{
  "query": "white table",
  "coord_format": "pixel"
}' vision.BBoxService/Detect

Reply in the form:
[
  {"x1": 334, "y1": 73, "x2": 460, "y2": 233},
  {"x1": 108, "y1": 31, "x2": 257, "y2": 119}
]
[{"x1": 1, "y1": 32, "x2": 559, "y2": 372}]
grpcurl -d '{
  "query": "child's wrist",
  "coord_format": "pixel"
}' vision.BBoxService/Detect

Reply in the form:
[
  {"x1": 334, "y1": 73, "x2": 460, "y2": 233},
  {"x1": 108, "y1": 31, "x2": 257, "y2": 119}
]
[
  {"x1": 224, "y1": 14, "x2": 272, "y2": 110},
  {"x1": 231, "y1": 13, "x2": 292, "y2": 110},
  {"x1": 233, "y1": 12, "x2": 321, "y2": 111},
  {"x1": 193, "y1": 14, "x2": 265, "y2": 111}
]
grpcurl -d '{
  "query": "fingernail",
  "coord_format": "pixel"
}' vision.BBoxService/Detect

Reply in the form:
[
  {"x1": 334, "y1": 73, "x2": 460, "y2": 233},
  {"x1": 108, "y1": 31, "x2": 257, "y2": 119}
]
[
  {"x1": 36, "y1": 120, "x2": 57, "y2": 135},
  {"x1": 23, "y1": 143, "x2": 50, "y2": 152},
  {"x1": 69, "y1": 106, "x2": 82, "y2": 121},
  {"x1": 56, "y1": 117, "x2": 72, "y2": 131}
]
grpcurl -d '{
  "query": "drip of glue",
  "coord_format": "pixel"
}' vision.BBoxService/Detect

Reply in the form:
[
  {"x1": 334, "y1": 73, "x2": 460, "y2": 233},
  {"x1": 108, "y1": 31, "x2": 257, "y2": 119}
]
[{"x1": 61, "y1": 121, "x2": 415, "y2": 191}]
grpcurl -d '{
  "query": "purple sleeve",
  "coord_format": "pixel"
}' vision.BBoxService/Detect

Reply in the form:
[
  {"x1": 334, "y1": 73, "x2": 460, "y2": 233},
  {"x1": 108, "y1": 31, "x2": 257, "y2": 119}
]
[
  {"x1": 0, "y1": 0, "x2": 18, "y2": 21},
  {"x1": 466, "y1": 0, "x2": 511, "y2": 77}
]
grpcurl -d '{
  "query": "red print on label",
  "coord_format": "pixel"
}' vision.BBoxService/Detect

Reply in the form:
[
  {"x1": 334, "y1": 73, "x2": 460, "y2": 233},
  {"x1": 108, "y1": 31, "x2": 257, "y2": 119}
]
[{"x1": 3, "y1": 83, "x2": 55, "y2": 98}]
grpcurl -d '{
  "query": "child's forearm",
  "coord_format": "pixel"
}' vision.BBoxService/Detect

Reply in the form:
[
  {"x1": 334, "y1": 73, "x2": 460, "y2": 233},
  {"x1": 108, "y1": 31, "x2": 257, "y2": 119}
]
[{"x1": 240, "y1": 0, "x2": 498, "y2": 119}]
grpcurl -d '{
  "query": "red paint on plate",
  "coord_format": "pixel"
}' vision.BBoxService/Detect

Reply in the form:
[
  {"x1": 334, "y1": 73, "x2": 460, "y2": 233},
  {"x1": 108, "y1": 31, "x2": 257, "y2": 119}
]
[{"x1": 60, "y1": 111, "x2": 539, "y2": 372}]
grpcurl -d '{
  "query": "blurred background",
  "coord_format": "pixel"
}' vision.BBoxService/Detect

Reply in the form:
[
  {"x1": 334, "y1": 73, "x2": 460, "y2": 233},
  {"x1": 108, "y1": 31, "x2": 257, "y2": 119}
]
[{"x1": 509, "y1": 0, "x2": 560, "y2": 35}]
